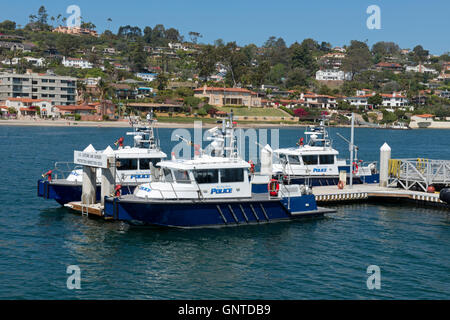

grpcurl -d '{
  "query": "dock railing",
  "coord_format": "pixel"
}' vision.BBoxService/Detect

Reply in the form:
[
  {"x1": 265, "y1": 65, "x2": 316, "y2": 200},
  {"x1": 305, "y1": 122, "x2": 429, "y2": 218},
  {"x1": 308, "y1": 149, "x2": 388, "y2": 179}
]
[{"x1": 388, "y1": 158, "x2": 450, "y2": 191}]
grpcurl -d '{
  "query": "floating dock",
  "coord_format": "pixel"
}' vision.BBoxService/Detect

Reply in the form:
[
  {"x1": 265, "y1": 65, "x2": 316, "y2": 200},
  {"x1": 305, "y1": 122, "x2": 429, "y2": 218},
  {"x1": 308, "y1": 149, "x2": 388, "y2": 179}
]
[{"x1": 313, "y1": 184, "x2": 448, "y2": 208}]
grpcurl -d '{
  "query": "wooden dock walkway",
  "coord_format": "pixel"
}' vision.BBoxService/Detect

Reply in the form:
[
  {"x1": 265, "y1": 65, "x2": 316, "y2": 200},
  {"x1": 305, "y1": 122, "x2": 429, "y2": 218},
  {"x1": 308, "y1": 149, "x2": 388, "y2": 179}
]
[
  {"x1": 312, "y1": 184, "x2": 447, "y2": 207},
  {"x1": 65, "y1": 201, "x2": 104, "y2": 216}
]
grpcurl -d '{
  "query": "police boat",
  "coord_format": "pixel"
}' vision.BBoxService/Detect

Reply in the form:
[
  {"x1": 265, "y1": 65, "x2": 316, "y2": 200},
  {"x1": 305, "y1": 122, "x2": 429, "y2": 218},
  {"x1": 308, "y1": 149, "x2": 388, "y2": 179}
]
[
  {"x1": 37, "y1": 113, "x2": 167, "y2": 205},
  {"x1": 103, "y1": 113, "x2": 334, "y2": 228},
  {"x1": 272, "y1": 120, "x2": 379, "y2": 186}
]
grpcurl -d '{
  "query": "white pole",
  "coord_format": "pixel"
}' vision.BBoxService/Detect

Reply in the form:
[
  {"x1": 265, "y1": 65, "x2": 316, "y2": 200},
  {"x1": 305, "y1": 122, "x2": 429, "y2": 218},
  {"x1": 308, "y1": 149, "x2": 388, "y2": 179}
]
[
  {"x1": 379, "y1": 143, "x2": 391, "y2": 187},
  {"x1": 349, "y1": 113, "x2": 354, "y2": 188}
]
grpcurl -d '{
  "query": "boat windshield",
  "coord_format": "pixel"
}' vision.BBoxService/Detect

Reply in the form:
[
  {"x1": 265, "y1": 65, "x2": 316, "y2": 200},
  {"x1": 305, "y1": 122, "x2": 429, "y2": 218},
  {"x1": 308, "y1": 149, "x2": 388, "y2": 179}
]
[
  {"x1": 193, "y1": 169, "x2": 219, "y2": 184},
  {"x1": 173, "y1": 170, "x2": 191, "y2": 184},
  {"x1": 139, "y1": 158, "x2": 162, "y2": 169}
]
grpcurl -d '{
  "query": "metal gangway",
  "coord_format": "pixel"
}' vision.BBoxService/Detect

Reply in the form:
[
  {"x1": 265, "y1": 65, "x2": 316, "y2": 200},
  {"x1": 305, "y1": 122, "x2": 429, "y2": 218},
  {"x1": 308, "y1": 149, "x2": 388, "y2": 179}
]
[{"x1": 388, "y1": 158, "x2": 450, "y2": 191}]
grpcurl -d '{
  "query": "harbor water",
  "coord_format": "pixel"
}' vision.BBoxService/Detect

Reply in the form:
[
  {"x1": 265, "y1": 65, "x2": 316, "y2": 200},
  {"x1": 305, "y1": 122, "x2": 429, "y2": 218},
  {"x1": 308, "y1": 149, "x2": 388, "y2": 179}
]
[{"x1": 0, "y1": 125, "x2": 449, "y2": 299}]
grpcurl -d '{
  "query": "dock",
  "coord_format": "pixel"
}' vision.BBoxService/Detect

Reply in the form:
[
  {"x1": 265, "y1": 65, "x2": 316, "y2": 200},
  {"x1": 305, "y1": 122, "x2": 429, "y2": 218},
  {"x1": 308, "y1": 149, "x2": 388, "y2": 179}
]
[
  {"x1": 313, "y1": 184, "x2": 448, "y2": 208},
  {"x1": 65, "y1": 201, "x2": 104, "y2": 216}
]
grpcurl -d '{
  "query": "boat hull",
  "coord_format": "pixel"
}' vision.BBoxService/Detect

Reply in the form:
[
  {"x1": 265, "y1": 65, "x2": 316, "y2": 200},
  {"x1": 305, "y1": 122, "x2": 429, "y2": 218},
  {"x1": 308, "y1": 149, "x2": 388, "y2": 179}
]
[
  {"x1": 104, "y1": 194, "x2": 331, "y2": 228},
  {"x1": 37, "y1": 179, "x2": 135, "y2": 205}
]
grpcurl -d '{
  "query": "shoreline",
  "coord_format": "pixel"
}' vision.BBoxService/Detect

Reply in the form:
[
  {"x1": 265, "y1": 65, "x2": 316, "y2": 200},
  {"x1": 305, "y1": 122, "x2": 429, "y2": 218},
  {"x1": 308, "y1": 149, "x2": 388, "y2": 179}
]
[
  {"x1": 2, "y1": 119, "x2": 450, "y2": 129},
  {"x1": 0, "y1": 119, "x2": 378, "y2": 129}
]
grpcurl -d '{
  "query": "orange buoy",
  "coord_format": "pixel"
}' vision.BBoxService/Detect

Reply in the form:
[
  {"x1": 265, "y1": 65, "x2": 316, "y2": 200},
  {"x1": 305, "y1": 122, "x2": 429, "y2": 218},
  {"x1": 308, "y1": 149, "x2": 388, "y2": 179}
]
[{"x1": 427, "y1": 185, "x2": 435, "y2": 193}]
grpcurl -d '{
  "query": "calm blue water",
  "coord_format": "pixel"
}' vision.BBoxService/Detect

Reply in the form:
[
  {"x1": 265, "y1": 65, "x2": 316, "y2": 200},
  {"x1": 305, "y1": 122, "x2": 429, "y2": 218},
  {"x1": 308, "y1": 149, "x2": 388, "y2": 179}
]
[{"x1": 0, "y1": 125, "x2": 449, "y2": 299}]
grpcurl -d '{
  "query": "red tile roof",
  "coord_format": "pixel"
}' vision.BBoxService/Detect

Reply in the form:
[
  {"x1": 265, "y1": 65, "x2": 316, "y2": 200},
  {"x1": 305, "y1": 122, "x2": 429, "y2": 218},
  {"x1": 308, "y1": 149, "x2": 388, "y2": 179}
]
[
  {"x1": 416, "y1": 114, "x2": 434, "y2": 118},
  {"x1": 194, "y1": 87, "x2": 256, "y2": 94},
  {"x1": 376, "y1": 62, "x2": 402, "y2": 68},
  {"x1": 55, "y1": 105, "x2": 96, "y2": 111}
]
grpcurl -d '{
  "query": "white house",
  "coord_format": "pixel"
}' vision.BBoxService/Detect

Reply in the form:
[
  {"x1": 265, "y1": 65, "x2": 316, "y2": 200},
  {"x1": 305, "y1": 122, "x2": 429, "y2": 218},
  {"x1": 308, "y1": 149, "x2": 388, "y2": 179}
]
[
  {"x1": 136, "y1": 73, "x2": 158, "y2": 82},
  {"x1": 406, "y1": 64, "x2": 438, "y2": 75},
  {"x1": 316, "y1": 69, "x2": 352, "y2": 81},
  {"x1": 1, "y1": 56, "x2": 45, "y2": 67},
  {"x1": 381, "y1": 92, "x2": 408, "y2": 107},
  {"x1": 168, "y1": 43, "x2": 188, "y2": 51},
  {"x1": 103, "y1": 47, "x2": 116, "y2": 54},
  {"x1": 2, "y1": 97, "x2": 56, "y2": 117},
  {"x1": 345, "y1": 95, "x2": 370, "y2": 107},
  {"x1": 62, "y1": 56, "x2": 93, "y2": 69}
]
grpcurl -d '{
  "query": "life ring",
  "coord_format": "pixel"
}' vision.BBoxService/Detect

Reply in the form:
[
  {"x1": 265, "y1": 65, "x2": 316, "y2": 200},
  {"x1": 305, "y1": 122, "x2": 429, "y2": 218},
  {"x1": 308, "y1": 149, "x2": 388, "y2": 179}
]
[
  {"x1": 337, "y1": 180, "x2": 344, "y2": 189},
  {"x1": 352, "y1": 162, "x2": 359, "y2": 174},
  {"x1": 249, "y1": 161, "x2": 255, "y2": 174},
  {"x1": 268, "y1": 179, "x2": 280, "y2": 196},
  {"x1": 42, "y1": 170, "x2": 53, "y2": 182},
  {"x1": 115, "y1": 184, "x2": 122, "y2": 197}
]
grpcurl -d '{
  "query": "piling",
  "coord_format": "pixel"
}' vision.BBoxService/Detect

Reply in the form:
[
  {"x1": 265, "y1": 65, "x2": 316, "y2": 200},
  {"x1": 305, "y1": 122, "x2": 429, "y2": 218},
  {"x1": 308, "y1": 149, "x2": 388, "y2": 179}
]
[
  {"x1": 81, "y1": 166, "x2": 96, "y2": 205},
  {"x1": 100, "y1": 147, "x2": 115, "y2": 206},
  {"x1": 379, "y1": 143, "x2": 391, "y2": 187}
]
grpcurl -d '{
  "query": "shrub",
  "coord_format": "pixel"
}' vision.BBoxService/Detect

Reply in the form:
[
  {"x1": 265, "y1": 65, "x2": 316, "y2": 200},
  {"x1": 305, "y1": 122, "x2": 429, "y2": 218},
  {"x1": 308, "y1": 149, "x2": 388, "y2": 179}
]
[{"x1": 74, "y1": 113, "x2": 81, "y2": 121}]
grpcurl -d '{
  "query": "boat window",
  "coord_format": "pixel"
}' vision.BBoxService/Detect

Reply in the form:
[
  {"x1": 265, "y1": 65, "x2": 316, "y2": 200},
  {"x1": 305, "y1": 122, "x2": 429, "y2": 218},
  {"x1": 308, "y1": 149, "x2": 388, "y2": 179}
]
[
  {"x1": 139, "y1": 158, "x2": 161, "y2": 169},
  {"x1": 193, "y1": 169, "x2": 219, "y2": 184},
  {"x1": 278, "y1": 153, "x2": 287, "y2": 163},
  {"x1": 288, "y1": 155, "x2": 301, "y2": 165},
  {"x1": 163, "y1": 168, "x2": 173, "y2": 182},
  {"x1": 302, "y1": 155, "x2": 318, "y2": 165},
  {"x1": 173, "y1": 170, "x2": 191, "y2": 184},
  {"x1": 220, "y1": 168, "x2": 244, "y2": 183},
  {"x1": 117, "y1": 158, "x2": 138, "y2": 170},
  {"x1": 319, "y1": 155, "x2": 335, "y2": 165}
]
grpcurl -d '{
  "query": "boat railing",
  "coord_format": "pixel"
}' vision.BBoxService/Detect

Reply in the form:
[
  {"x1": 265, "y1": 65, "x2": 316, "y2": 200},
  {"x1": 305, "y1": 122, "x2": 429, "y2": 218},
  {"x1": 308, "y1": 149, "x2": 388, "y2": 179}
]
[{"x1": 53, "y1": 162, "x2": 82, "y2": 180}]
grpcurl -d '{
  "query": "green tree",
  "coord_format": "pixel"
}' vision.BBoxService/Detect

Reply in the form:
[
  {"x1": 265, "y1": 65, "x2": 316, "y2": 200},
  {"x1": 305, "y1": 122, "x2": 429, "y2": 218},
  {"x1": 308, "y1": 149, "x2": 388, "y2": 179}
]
[
  {"x1": 411, "y1": 45, "x2": 429, "y2": 63},
  {"x1": 56, "y1": 34, "x2": 81, "y2": 56},
  {"x1": 285, "y1": 67, "x2": 308, "y2": 88},
  {"x1": 36, "y1": 6, "x2": 49, "y2": 30},
  {"x1": 155, "y1": 73, "x2": 168, "y2": 91},
  {"x1": 342, "y1": 40, "x2": 373, "y2": 79},
  {"x1": 129, "y1": 40, "x2": 147, "y2": 72},
  {"x1": 368, "y1": 93, "x2": 383, "y2": 107},
  {"x1": 197, "y1": 45, "x2": 217, "y2": 81},
  {"x1": 0, "y1": 20, "x2": 16, "y2": 30}
]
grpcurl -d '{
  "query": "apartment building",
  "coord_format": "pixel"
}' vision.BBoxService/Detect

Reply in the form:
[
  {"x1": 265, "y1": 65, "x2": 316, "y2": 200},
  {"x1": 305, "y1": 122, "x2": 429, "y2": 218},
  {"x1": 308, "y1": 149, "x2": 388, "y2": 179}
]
[{"x1": 0, "y1": 72, "x2": 77, "y2": 105}]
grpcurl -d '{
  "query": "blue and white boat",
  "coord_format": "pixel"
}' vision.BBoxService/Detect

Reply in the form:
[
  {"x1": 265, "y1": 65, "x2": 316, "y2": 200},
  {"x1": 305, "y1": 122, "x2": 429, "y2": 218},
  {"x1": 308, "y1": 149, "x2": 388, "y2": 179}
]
[
  {"x1": 37, "y1": 114, "x2": 167, "y2": 205},
  {"x1": 103, "y1": 114, "x2": 334, "y2": 228},
  {"x1": 272, "y1": 120, "x2": 379, "y2": 186}
]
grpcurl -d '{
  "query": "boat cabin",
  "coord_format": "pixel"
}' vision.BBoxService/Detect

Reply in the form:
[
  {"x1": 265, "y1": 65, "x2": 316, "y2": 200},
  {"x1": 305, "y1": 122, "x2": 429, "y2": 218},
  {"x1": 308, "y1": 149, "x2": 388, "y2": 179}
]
[{"x1": 134, "y1": 156, "x2": 252, "y2": 200}]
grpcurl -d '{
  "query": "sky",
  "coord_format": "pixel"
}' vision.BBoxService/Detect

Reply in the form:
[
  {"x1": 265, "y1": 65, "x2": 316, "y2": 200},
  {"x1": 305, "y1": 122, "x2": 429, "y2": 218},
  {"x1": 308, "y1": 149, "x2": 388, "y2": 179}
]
[{"x1": 1, "y1": 0, "x2": 449, "y2": 55}]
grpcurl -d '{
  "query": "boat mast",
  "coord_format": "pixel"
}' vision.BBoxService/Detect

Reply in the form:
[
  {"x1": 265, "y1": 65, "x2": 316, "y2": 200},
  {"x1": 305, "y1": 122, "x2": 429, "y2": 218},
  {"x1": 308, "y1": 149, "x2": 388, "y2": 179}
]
[{"x1": 349, "y1": 113, "x2": 355, "y2": 188}]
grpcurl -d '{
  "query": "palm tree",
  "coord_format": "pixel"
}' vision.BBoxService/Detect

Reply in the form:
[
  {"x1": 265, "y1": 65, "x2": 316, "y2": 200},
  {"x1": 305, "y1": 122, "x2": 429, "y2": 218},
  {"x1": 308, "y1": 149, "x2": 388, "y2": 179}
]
[
  {"x1": 76, "y1": 81, "x2": 87, "y2": 103},
  {"x1": 97, "y1": 79, "x2": 110, "y2": 101}
]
